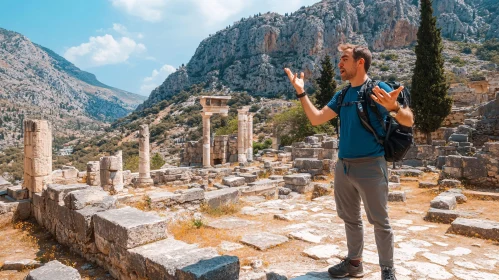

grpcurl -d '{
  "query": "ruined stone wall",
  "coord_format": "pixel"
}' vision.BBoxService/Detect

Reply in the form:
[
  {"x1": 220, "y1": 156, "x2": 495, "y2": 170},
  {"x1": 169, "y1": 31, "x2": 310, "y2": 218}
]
[
  {"x1": 31, "y1": 183, "x2": 239, "y2": 280},
  {"x1": 442, "y1": 142, "x2": 499, "y2": 188},
  {"x1": 291, "y1": 136, "x2": 338, "y2": 161},
  {"x1": 212, "y1": 135, "x2": 229, "y2": 165},
  {"x1": 182, "y1": 135, "x2": 239, "y2": 166},
  {"x1": 181, "y1": 141, "x2": 203, "y2": 166}
]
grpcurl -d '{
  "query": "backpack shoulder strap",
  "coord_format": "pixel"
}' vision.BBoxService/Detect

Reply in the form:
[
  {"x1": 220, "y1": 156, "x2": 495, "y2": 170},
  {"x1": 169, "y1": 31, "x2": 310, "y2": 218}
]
[
  {"x1": 336, "y1": 84, "x2": 351, "y2": 116},
  {"x1": 356, "y1": 79, "x2": 384, "y2": 145},
  {"x1": 363, "y1": 80, "x2": 386, "y2": 132}
]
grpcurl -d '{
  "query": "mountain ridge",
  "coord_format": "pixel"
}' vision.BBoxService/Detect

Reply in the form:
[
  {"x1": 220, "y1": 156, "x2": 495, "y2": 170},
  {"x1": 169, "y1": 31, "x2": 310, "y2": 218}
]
[
  {"x1": 0, "y1": 27, "x2": 145, "y2": 149},
  {"x1": 138, "y1": 0, "x2": 499, "y2": 110}
]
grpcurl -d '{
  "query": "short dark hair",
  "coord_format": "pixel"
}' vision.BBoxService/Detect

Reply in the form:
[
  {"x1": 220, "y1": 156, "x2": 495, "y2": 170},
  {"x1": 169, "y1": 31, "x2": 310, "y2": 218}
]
[{"x1": 337, "y1": 43, "x2": 372, "y2": 73}]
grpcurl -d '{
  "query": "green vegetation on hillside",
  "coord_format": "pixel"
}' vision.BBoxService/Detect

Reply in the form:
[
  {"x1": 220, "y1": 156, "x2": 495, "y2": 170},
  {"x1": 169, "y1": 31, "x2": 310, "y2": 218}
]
[{"x1": 477, "y1": 39, "x2": 499, "y2": 64}]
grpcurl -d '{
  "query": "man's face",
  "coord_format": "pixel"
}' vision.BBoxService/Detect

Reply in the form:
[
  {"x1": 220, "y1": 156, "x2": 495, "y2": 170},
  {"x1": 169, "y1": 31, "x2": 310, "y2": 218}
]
[{"x1": 338, "y1": 49, "x2": 360, "y2": 81}]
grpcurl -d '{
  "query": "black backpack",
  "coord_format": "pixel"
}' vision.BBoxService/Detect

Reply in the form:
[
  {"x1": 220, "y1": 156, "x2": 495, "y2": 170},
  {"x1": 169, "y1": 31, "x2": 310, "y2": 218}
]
[{"x1": 337, "y1": 79, "x2": 414, "y2": 162}]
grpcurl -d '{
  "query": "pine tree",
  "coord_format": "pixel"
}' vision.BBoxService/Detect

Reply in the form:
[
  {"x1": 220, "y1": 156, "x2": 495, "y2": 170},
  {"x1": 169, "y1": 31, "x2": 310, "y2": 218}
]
[
  {"x1": 314, "y1": 54, "x2": 338, "y2": 128},
  {"x1": 411, "y1": 0, "x2": 452, "y2": 144}
]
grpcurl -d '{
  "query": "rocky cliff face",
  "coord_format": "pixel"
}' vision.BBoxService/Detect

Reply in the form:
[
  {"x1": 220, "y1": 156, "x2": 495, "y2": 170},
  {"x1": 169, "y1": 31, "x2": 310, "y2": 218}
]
[
  {"x1": 139, "y1": 0, "x2": 499, "y2": 110},
  {"x1": 0, "y1": 27, "x2": 146, "y2": 148}
]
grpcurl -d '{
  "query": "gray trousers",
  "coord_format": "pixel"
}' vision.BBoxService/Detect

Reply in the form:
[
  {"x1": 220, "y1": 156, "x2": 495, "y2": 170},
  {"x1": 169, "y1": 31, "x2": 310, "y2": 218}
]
[{"x1": 334, "y1": 156, "x2": 394, "y2": 267}]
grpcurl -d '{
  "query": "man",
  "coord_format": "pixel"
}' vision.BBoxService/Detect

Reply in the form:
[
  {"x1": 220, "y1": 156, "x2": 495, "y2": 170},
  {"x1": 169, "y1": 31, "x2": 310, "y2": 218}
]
[{"x1": 284, "y1": 43, "x2": 414, "y2": 280}]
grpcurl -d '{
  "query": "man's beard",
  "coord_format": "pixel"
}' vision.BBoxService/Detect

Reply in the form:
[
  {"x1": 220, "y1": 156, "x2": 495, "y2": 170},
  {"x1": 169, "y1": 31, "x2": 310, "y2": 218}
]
[{"x1": 342, "y1": 69, "x2": 356, "y2": 81}]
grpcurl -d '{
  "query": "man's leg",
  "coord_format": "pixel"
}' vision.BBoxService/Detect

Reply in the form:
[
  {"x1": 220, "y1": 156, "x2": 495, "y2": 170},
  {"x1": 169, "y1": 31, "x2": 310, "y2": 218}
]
[
  {"x1": 349, "y1": 157, "x2": 394, "y2": 268},
  {"x1": 328, "y1": 159, "x2": 365, "y2": 278},
  {"x1": 334, "y1": 159, "x2": 363, "y2": 261}
]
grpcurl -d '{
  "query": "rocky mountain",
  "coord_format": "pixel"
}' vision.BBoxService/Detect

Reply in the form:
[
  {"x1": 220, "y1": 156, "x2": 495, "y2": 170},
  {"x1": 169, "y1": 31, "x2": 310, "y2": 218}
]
[
  {"x1": 139, "y1": 0, "x2": 499, "y2": 109},
  {"x1": 0, "y1": 27, "x2": 146, "y2": 149}
]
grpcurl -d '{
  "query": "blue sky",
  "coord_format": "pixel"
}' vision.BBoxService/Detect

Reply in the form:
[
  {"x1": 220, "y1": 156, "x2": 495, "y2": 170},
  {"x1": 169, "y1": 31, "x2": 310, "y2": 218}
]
[{"x1": 0, "y1": 0, "x2": 320, "y2": 96}]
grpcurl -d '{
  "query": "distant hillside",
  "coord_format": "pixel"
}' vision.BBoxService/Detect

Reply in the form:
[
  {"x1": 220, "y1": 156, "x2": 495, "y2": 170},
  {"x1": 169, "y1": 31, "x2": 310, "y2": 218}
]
[
  {"x1": 139, "y1": 0, "x2": 499, "y2": 109},
  {"x1": 0, "y1": 27, "x2": 146, "y2": 149}
]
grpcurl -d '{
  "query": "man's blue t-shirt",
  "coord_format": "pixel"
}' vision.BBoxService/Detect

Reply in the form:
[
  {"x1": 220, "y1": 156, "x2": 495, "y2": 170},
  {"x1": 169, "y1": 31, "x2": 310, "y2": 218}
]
[{"x1": 327, "y1": 82, "x2": 393, "y2": 159}]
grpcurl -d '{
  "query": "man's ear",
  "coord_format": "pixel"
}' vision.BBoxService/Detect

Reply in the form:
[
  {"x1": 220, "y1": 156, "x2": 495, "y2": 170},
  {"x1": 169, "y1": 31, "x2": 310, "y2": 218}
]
[{"x1": 358, "y1": 58, "x2": 365, "y2": 68}]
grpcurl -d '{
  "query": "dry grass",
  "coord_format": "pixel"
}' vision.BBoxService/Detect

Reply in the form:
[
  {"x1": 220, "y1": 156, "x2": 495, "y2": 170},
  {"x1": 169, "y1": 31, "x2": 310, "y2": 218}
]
[
  {"x1": 200, "y1": 202, "x2": 243, "y2": 217},
  {"x1": 133, "y1": 196, "x2": 151, "y2": 211},
  {"x1": 1, "y1": 220, "x2": 112, "y2": 280},
  {"x1": 168, "y1": 219, "x2": 239, "y2": 247}
]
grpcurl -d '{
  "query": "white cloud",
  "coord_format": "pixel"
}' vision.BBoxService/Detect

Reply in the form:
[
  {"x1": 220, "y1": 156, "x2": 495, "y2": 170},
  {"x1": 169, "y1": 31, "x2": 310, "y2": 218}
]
[
  {"x1": 64, "y1": 34, "x2": 146, "y2": 68},
  {"x1": 140, "y1": 64, "x2": 176, "y2": 95},
  {"x1": 110, "y1": 0, "x2": 167, "y2": 22},
  {"x1": 112, "y1": 23, "x2": 128, "y2": 35},
  {"x1": 196, "y1": 0, "x2": 247, "y2": 25}
]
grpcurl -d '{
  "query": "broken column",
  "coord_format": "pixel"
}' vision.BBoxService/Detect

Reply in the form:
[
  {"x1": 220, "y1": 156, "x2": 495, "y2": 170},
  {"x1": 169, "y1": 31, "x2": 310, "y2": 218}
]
[
  {"x1": 238, "y1": 107, "x2": 249, "y2": 163},
  {"x1": 247, "y1": 112, "x2": 254, "y2": 162},
  {"x1": 86, "y1": 161, "x2": 100, "y2": 186},
  {"x1": 100, "y1": 151, "x2": 123, "y2": 193},
  {"x1": 23, "y1": 120, "x2": 52, "y2": 197},
  {"x1": 202, "y1": 112, "x2": 212, "y2": 168},
  {"x1": 136, "y1": 124, "x2": 154, "y2": 187}
]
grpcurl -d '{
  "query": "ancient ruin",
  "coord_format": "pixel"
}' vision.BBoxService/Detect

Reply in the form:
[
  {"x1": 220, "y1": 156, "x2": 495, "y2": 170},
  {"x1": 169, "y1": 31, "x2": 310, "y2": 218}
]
[
  {"x1": 2, "y1": 76, "x2": 499, "y2": 279},
  {"x1": 136, "y1": 124, "x2": 154, "y2": 187},
  {"x1": 23, "y1": 120, "x2": 52, "y2": 198}
]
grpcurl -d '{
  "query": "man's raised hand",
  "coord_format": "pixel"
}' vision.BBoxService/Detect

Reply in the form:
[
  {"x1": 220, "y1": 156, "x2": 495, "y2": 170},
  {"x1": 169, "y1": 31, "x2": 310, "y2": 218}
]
[
  {"x1": 284, "y1": 68, "x2": 305, "y2": 94},
  {"x1": 370, "y1": 85, "x2": 404, "y2": 112}
]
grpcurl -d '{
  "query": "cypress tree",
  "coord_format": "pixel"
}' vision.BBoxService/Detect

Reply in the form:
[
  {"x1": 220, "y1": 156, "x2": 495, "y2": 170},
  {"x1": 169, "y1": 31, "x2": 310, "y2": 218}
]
[
  {"x1": 411, "y1": 0, "x2": 452, "y2": 144},
  {"x1": 314, "y1": 54, "x2": 338, "y2": 129}
]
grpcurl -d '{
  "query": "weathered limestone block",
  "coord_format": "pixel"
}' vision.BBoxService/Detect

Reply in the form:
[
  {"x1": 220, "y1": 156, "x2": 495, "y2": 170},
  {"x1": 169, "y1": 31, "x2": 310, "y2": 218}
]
[
  {"x1": 292, "y1": 148, "x2": 322, "y2": 160},
  {"x1": 430, "y1": 195, "x2": 457, "y2": 210},
  {"x1": 176, "y1": 255, "x2": 240, "y2": 280},
  {"x1": 450, "y1": 218, "x2": 499, "y2": 241},
  {"x1": 93, "y1": 207, "x2": 168, "y2": 250},
  {"x1": 204, "y1": 188, "x2": 239, "y2": 209},
  {"x1": 445, "y1": 155, "x2": 463, "y2": 168},
  {"x1": 24, "y1": 260, "x2": 81, "y2": 280},
  {"x1": 416, "y1": 145, "x2": 434, "y2": 160},
  {"x1": 283, "y1": 174, "x2": 312, "y2": 186},
  {"x1": 443, "y1": 166, "x2": 463, "y2": 178},
  {"x1": 294, "y1": 158, "x2": 323, "y2": 170},
  {"x1": 419, "y1": 181, "x2": 438, "y2": 188},
  {"x1": 424, "y1": 208, "x2": 476, "y2": 224},
  {"x1": 45, "y1": 184, "x2": 88, "y2": 205},
  {"x1": 462, "y1": 156, "x2": 487, "y2": 179},
  {"x1": 441, "y1": 189, "x2": 467, "y2": 204},
  {"x1": 72, "y1": 206, "x2": 109, "y2": 244},
  {"x1": 388, "y1": 191, "x2": 406, "y2": 202},
  {"x1": 126, "y1": 238, "x2": 232, "y2": 280},
  {"x1": 439, "y1": 179, "x2": 462, "y2": 188},
  {"x1": 239, "y1": 173, "x2": 257, "y2": 183},
  {"x1": 389, "y1": 175, "x2": 400, "y2": 183},
  {"x1": 222, "y1": 176, "x2": 246, "y2": 188},
  {"x1": 1, "y1": 259, "x2": 40, "y2": 271},
  {"x1": 63, "y1": 187, "x2": 113, "y2": 210},
  {"x1": 449, "y1": 133, "x2": 468, "y2": 143},
  {"x1": 7, "y1": 186, "x2": 29, "y2": 200},
  {"x1": 243, "y1": 180, "x2": 280, "y2": 196}
]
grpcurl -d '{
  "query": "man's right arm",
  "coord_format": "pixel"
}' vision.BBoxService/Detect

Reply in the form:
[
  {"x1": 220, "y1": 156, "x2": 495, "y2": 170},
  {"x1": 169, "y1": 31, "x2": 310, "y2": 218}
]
[
  {"x1": 284, "y1": 68, "x2": 338, "y2": 126},
  {"x1": 298, "y1": 95, "x2": 337, "y2": 126}
]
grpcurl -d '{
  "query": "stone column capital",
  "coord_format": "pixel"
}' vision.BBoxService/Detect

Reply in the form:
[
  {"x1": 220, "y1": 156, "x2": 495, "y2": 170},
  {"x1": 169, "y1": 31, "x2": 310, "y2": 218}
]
[{"x1": 201, "y1": 112, "x2": 213, "y2": 118}]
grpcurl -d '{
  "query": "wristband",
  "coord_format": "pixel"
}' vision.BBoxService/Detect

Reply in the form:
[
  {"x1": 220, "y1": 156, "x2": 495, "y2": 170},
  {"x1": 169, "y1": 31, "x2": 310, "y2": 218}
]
[{"x1": 296, "y1": 92, "x2": 307, "y2": 98}]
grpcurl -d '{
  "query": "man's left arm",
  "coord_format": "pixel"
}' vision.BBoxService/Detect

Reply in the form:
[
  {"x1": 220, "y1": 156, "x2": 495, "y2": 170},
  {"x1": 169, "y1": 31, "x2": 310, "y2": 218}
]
[{"x1": 371, "y1": 84, "x2": 414, "y2": 127}]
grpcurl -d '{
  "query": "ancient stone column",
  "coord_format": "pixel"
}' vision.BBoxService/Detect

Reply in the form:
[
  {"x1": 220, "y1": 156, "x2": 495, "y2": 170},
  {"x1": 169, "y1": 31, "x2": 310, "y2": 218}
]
[
  {"x1": 136, "y1": 124, "x2": 154, "y2": 187},
  {"x1": 86, "y1": 161, "x2": 100, "y2": 186},
  {"x1": 23, "y1": 120, "x2": 52, "y2": 197},
  {"x1": 237, "y1": 108, "x2": 249, "y2": 163},
  {"x1": 247, "y1": 112, "x2": 254, "y2": 162},
  {"x1": 202, "y1": 112, "x2": 212, "y2": 167},
  {"x1": 100, "y1": 150, "x2": 123, "y2": 193}
]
